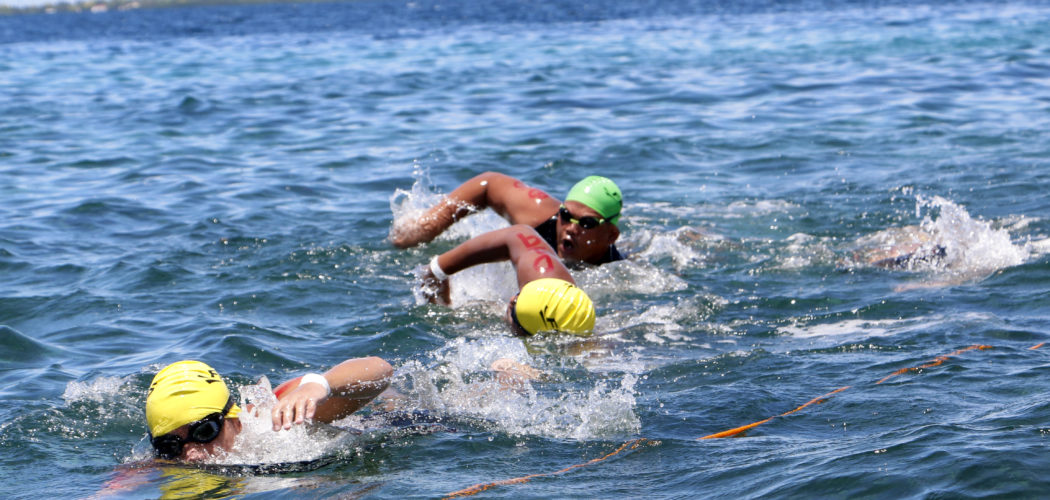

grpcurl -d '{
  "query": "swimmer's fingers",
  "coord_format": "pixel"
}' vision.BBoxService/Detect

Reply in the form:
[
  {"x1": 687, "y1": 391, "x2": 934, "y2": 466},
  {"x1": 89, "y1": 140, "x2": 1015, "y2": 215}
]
[
  {"x1": 270, "y1": 398, "x2": 299, "y2": 430},
  {"x1": 292, "y1": 398, "x2": 308, "y2": 426},
  {"x1": 420, "y1": 271, "x2": 451, "y2": 306},
  {"x1": 271, "y1": 402, "x2": 290, "y2": 431},
  {"x1": 271, "y1": 391, "x2": 324, "y2": 431},
  {"x1": 437, "y1": 279, "x2": 451, "y2": 305},
  {"x1": 292, "y1": 397, "x2": 318, "y2": 426}
]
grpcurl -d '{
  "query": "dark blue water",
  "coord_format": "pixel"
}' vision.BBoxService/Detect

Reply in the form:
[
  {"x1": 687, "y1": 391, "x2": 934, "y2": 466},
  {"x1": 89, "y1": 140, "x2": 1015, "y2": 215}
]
[{"x1": 2, "y1": 0, "x2": 1050, "y2": 498}]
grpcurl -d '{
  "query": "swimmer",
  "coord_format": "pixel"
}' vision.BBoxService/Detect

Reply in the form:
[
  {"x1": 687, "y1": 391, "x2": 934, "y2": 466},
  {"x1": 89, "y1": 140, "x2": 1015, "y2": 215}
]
[
  {"x1": 421, "y1": 224, "x2": 596, "y2": 337},
  {"x1": 391, "y1": 172, "x2": 625, "y2": 266},
  {"x1": 145, "y1": 357, "x2": 392, "y2": 462},
  {"x1": 848, "y1": 225, "x2": 947, "y2": 270}
]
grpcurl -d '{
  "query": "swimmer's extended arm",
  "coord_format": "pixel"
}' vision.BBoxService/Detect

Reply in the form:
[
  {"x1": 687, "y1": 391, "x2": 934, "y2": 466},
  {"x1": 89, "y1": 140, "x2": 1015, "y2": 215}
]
[
  {"x1": 425, "y1": 224, "x2": 574, "y2": 294},
  {"x1": 271, "y1": 356, "x2": 393, "y2": 431},
  {"x1": 390, "y1": 172, "x2": 561, "y2": 248}
]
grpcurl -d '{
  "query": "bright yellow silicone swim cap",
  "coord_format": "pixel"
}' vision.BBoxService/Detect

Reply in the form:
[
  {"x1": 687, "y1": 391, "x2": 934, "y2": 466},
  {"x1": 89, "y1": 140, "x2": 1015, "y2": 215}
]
[
  {"x1": 514, "y1": 278, "x2": 596, "y2": 336},
  {"x1": 145, "y1": 360, "x2": 241, "y2": 438}
]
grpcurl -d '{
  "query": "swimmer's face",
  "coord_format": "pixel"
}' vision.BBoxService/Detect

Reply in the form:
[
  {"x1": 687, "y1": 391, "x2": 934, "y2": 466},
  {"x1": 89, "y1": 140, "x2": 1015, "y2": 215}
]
[
  {"x1": 168, "y1": 418, "x2": 241, "y2": 462},
  {"x1": 555, "y1": 200, "x2": 619, "y2": 265}
]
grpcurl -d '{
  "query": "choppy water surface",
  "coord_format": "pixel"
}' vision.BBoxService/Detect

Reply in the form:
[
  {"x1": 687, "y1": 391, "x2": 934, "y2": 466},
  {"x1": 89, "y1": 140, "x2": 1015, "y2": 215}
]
[{"x1": 2, "y1": 0, "x2": 1050, "y2": 497}]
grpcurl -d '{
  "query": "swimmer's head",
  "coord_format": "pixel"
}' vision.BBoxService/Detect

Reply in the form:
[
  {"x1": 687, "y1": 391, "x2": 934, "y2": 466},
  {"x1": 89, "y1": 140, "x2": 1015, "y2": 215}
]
[
  {"x1": 146, "y1": 360, "x2": 241, "y2": 439},
  {"x1": 566, "y1": 176, "x2": 622, "y2": 226},
  {"x1": 510, "y1": 278, "x2": 595, "y2": 336}
]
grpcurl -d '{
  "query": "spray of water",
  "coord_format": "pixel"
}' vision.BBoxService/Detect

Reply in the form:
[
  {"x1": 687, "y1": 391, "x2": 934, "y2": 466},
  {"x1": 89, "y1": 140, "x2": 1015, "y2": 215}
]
[{"x1": 835, "y1": 195, "x2": 1033, "y2": 289}]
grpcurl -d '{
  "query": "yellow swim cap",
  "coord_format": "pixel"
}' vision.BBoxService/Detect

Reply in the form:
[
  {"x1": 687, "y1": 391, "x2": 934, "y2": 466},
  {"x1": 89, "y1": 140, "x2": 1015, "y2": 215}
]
[
  {"x1": 514, "y1": 278, "x2": 596, "y2": 336},
  {"x1": 145, "y1": 360, "x2": 241, "y2": 438}
]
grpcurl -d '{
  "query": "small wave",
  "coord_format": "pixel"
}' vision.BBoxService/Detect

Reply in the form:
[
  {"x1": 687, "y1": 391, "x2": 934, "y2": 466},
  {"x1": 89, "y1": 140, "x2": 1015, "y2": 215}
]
[
  {"x1": 778, "y1": 311, "x2": 998, "y2": 340},
  {"x1": 726, "y1": 199, "x2": 800, "y2": 217},
  {"x1": 780, "y1": 316, "x2": 927, "y2": 339},
  {"x1": 627, "y1": 227, "x2": 709, "y2": 272},
  {"x1": 0, "y1": 325, "x2": 59, "y2": 363}
]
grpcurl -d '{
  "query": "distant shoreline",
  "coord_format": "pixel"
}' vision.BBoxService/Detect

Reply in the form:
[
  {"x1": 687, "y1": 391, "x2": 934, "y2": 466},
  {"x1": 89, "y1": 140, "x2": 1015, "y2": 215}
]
[{"x1": 1, "y1": 0, "x2": 336, "y2": 16}]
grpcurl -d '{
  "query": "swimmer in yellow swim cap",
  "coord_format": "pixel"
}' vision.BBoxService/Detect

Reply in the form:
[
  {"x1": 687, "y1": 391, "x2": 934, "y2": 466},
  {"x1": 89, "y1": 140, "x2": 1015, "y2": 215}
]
[
  {"x1": 421, "y1": 224, "x2": 597, "y2": 337},
  {"x1": 145, "y1": 356, "x2": 392, "y2": 462},
  {"x1": 391, "y1": 172, "x2": 624, "y2": 267}
]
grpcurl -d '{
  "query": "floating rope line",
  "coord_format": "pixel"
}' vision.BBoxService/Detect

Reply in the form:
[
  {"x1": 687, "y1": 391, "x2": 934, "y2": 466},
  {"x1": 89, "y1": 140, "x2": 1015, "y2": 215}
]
[
  {"x1": 444, "y1": 438, "x2": 653, "y2": 498},
  {"x1": 444, "y1": 342, "x2": 1044, "y2": 497},
  {"x1": 697, "y1": 386, "x2": 851, "y2": 440},
  {"x1": 875, "y1": 344, "x2": 993, "y2": 385}
]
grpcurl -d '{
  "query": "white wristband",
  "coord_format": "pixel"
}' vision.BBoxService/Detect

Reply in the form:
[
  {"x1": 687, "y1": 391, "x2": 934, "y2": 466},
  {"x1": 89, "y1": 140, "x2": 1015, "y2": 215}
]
[
  {"x1": 299, "y1": 373, "x2": 330, "y2": 398},
  {"x1": 429, "y1": 255, "x2": 449, "y2": 281}
]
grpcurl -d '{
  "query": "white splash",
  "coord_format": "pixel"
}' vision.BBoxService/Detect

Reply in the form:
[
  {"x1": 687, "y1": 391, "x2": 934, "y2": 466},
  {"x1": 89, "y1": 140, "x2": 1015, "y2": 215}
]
[
  {"x1": 916, "y1": 195, "x2": 1028, "y2": 275},
  {"x1": 388, "y1": 163, "x2": 509, "y2": 248},
  {"x1": 843, "y1": 196, "x2": 1032, "y2": 289},
  {"x1": 195, "y1": 377, "x2": 358, "y2": 466},
  {"x1": 62, "y1": 376, "x2": 127, "y2": 403},
  {"x1": 394, "y1": 336, "x2": 641, "y2": 440}
]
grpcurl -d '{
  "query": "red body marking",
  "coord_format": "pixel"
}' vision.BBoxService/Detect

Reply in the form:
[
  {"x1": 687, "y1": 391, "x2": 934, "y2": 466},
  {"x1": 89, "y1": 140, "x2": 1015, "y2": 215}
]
[
  {"x1": 516, "y1": 231, "x2": 544, "y2": 249},
  {"x1": 532, "y1": 252, "x2": 554, "y2": 273}
]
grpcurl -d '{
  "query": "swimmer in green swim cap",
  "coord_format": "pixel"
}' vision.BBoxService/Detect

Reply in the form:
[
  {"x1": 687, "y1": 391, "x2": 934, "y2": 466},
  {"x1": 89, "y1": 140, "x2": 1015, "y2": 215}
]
[{"x1": 391, "y1": 172, "x2": 624, "y2": 266}]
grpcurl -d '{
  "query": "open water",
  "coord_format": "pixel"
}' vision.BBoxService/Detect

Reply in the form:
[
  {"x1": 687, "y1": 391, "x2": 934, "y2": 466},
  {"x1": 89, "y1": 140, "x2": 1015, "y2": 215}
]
[{"x1": 2, "y1": 0, "x2": 1050, "y2": 498}]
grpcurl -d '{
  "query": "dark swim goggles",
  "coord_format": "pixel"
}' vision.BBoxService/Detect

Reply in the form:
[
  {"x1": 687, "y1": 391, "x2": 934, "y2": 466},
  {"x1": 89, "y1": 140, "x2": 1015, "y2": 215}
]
[
  {"x1": 558, "y1": 205, "x2": 614, "y2": 230},
  {"x1": 150, "y1": 397, "x2": 233, "y2": 460}
]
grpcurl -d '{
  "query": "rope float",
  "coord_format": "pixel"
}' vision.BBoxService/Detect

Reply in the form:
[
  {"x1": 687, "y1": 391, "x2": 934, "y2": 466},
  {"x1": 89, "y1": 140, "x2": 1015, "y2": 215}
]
[
  {"x1": 444, "y1": 342, "x2": 1045, "y2": 498},
  {"x1": 444, "y1": 438, "x2": 654, "y2": 498}
]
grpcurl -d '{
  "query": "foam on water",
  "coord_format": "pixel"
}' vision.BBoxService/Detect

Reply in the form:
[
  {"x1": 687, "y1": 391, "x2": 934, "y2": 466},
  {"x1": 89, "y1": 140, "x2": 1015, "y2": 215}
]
[
  {"x1": 394, "y1": 343, "x2": 641, "y2": 441},
  {"x1": 779, "y1": 315, "x2": 943, "y2": 339},
  {"x1": 915, "y1": 195, "x2": 1028, "y2": 274}
]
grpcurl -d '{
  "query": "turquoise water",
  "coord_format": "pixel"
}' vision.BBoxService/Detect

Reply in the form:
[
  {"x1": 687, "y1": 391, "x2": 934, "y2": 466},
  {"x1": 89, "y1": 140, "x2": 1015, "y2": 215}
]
[{"x1": 2, "y1": 0, "x2": 1050, "y2": 497}]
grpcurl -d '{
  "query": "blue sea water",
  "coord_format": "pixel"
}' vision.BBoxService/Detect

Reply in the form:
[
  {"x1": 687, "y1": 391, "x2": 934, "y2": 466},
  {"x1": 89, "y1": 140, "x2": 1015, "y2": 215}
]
[{"x1": 2, "y1": 0, "x2": 1050, "y2": 497}]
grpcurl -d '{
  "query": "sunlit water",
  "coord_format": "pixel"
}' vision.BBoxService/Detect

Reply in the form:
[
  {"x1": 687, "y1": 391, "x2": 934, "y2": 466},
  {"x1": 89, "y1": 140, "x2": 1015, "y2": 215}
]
[{"x1": 2, "y1": 0, "x2": 1050, "y2": 498}]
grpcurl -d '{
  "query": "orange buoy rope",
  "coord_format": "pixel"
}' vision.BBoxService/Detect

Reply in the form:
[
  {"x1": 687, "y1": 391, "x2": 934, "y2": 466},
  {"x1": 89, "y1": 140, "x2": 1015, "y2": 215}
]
[
  {"x1": 444, "y1": 438, "x2": 653, "y2": 498},
  {"x1": 875, "y1": 344, "x2": 993, "y2": 384},
  {"x1": 444, "y1": 341, "x2": 1045, "y2": 497},
  {"x1": 698, "y1": 386, "x2": 851, "y2": 440}
]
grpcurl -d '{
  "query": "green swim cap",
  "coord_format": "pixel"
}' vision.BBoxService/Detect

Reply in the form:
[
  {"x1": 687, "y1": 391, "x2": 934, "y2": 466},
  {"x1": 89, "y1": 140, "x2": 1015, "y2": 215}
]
[{"x1": 565, "y1": 176, "x2": 622, "y2": 226}]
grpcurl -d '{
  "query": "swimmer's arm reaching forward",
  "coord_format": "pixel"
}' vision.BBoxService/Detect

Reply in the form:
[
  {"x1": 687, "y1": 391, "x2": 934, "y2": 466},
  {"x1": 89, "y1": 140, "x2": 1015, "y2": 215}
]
[
  {"x1": 270, "y1": 356, "x2": 393, "y2": 431},
  {"x1": 391, "y1": 172, "x2": 560, "y2": 248},
  {"x1": 422, "y1": 224, "x2": 575, "y2": 305}
]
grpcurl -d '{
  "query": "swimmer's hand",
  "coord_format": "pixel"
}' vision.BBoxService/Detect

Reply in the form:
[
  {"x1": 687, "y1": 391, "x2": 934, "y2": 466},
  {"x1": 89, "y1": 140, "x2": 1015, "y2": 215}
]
[
  {"x1": 420, "y1": 267, "x2": 451, "y2": 306},
  {"x1": 390, "y1": 219, "x2": 428, "y2": 249},
  {"x1": 271, "y1": 382, "x2": 328, "y2": 431},
  {"x1": 390, "y1": 197, "x2": 464, "y2": 248},
  {"x1": 491, "y1": 358, "x2": 543, "y2": 381}
]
